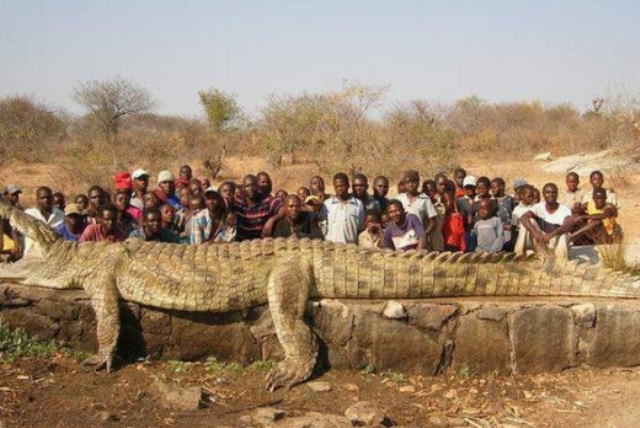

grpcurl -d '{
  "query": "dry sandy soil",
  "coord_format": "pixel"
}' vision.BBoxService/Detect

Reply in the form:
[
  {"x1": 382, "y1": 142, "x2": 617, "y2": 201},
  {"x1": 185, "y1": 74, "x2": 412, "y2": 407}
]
[{"x1": 2, "y1": 354, "x2": 640, "y2": 428}]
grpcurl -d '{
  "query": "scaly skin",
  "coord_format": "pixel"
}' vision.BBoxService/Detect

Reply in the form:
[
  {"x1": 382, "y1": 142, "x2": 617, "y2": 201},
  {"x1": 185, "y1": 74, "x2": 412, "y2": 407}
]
[{"x1": 1, "y1": 197, "x2": 639, "y2": 390}]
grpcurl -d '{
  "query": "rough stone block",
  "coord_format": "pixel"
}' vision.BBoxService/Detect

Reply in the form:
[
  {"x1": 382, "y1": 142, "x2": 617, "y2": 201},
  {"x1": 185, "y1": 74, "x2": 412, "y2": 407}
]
[
  {"x1": 311, "y1": 300, "x2": 355, "y2": 346},
  {"x1": 169, "y1": 312, "x2": 260, "y2": 363},
  {"x1": 408, "y1": 303, "x2": 458, "y2": 332},
  {"x1": 351, "y1": 312, "x2": 442, "y2": 374},
  {"x1": 511, "y1": 306, "x2": 575, "y2": 373},
  {"x1": 0, "y1": 309, "x2": 60, "y2": 341},
  {"x1": 571, "y1": 303, "x2": 596, "y2": 328},
  {"x1": 35, "y1": 299, "x2": 79, "y2": 321},
  {"x1": 452, "y1": 315, "x2": 511, "y2": 374},
  {"x1": 588, "y1": 305, "x2": 640, "y2": 367},
  {"x1": 475, "y1": 306, "x2": 507, "y2": 322}
]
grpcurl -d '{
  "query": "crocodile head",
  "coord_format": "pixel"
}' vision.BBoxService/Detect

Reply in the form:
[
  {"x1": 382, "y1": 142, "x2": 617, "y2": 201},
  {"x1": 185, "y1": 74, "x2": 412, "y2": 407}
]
[{"x1": 0, "y1": 196, "x2": 61, "y2": 282}]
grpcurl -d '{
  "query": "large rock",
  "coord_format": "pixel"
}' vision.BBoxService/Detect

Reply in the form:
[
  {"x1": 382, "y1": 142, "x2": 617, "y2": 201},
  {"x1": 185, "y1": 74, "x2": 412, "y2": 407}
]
[
  {"x1": 0, "y1": 309, "x2": 60, "y2": 341},
  {"x1": 148, "y1": 378, "x2": 202, "y2": 411},
  {"x1": 168, "y1": 312, "x2": 260, "y2": 363},
  {"x1": 452, "y1": 315, "x2": 511, "y2": 374},
  {"x1": 511, "y1": 306, "x2": 575, "y2": 373},
  {"x1": 408, "y1": 303, "x2": 458, "y2": 332},
  {"x1": 351, "y1": 311, "x2": 443, "y2": 374},
  {"x1": 588, "y1": 305, "x2": 640, "y2": 367},
  {"x1": 311, "y1": 300, "x2": 355, "y2": 346},
  {"x1": 277, "y1": 412, "x2": 353, "y2": 428},
  {"x1": 344, "y1": 401, "x2": 385, "y2": 426}
]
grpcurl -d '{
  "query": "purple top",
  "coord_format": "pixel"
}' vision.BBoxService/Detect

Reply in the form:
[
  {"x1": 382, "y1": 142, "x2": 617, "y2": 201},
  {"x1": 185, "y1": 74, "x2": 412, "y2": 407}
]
[{"x1": 383, "y1": 213, "x2": 425, "y2": 251}]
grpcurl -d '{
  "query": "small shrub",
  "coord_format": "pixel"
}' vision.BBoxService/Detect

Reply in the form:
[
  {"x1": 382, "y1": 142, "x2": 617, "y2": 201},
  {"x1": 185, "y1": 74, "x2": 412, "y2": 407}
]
[
  {"x1": 250, "y1": 360, "x2": 277, "y2": 372},
  {"x1": 0, "y1": 325, "x2": 63, "y2": 362},
  {"x1": 458, "y1": 365, "x2": 476, "y2": 379},
  {"x1": 360, "y1": 364, "x2": 376, "y2": 376},
  {"x1": 167, "y1": 360, "x2": 192, "y2": 374}
]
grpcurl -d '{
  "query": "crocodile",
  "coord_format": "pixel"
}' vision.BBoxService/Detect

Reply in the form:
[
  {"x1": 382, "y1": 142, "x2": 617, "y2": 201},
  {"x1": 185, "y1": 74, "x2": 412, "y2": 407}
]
[{"x1": 0, "y1": 197, "x2": 639, "y2": 391}]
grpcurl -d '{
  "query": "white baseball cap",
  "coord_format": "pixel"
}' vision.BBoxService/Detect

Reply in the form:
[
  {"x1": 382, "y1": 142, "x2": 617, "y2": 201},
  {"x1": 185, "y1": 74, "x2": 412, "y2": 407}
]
[
  {"x1": 132, "y1": 169, "x2": 150, "y2": 179},
  {"x1": 462, "y1": 176, "x2": 477, "y2": 187}
]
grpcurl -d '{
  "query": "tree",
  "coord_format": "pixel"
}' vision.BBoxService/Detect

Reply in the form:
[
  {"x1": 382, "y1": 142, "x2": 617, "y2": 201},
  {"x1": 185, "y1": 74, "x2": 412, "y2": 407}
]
[
  {"x1": 72, "y1": 76, "x2": 154, "y2": 143},
  {"x1": 0, "y1": 95, "x2": 66, "y2": 165},
  {"x1": 198, "y1": 89, "x2": 243, "y2": 133}
]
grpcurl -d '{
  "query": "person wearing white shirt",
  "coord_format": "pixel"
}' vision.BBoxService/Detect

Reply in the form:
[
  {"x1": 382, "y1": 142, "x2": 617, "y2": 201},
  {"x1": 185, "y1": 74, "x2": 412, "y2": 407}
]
[
  {"x1": 24, "y1": 186, "x2": 64, "y2": 257},
  {"x1": 320, "y1": 173, "x2": 364, "y2": 244},
  {"x1": 394, "y1": 170, "x2": 437, "y2": 239},
  {"x1": 519, "y1": 183, "x2": 575, "y2": 259}
]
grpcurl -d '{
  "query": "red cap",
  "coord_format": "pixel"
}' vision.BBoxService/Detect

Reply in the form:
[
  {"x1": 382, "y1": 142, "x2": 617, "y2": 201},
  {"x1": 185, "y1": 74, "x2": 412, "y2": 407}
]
[
  {"x1": 112, "y1": 171, "x2": 132, "y2": 190},
  {"x1": 176, "y1": 178, "x2": 190, "y2": 187}
]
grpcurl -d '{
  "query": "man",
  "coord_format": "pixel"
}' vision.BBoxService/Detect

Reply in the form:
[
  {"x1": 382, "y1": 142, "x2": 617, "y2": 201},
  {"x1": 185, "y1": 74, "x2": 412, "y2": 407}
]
[
  {"x1": 512, "y1": 178, "x2": 528, "y2": 205},
  {"x1": 310, "y1": 176, "x2": 330, "y2": 202},
  {"x1": 180, "y1": 165, "x2": 193, "y2": 183},
  {"x1": 114, "y1": 190, "x2": 138, "y2": 236},
  {"x1": 383, "y1": 200, "x2": 426, "y2": 251},
  {"x1": 2, "y1": 184, "x2": 24, "y2": 261},
  {"x1": 262, "y1": 195, "x2": 323, "y2": 239},
  {"x1": 229, "y1": 175, "x2": 281, "y2": 241},
  {"x1": 372, "y1": 176, "x2": 390, "y2": 214},
  {"x1": 79, "y1": 204, "x2": 127, "y2": 242},
  {"x1": 519, "y1": 183, "x2": 574, "y2": 258},
  {"x1": 129, "y1": 208, "x2": 182, "y2": 243},
  {"x1": 320, "y1": 173, "x2": 365, "y2": 244},
  {"x1": 87, "y1": 185, "x2": 107, "y2": 224},
  {"x1": 154, "y1": 170, "x2": 181, "y2": 209},
  {"x1": 130, "y1": 169, "x2": 150, "y2": 211},
  {"x1": 190, "y1": 188, "x2": 235, "y2": 244},
  {"x1": 24, "y1": 187, "x2": 65, "y2": 256},
  {"x1": 352, "y1": 173, "x2": 380, "y2": 214},
  {"x1": 55, "y1": 203, "x2": 86, "y2": 241},
  {"x1": 395, "y1": 170, "x2": 437, "y2": 235},
  {"x1": 257, "y1": 171, "x2": 274, "y2": 198}
]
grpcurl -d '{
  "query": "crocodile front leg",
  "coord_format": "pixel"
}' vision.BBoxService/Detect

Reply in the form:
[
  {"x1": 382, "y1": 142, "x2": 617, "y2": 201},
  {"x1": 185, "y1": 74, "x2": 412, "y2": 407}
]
[
  {"x1": 82, "y1": 273, "x2": 120, "y2": 372},
  {"x1": 266, "y1": 257, "x2": 318, "y2": 392}
]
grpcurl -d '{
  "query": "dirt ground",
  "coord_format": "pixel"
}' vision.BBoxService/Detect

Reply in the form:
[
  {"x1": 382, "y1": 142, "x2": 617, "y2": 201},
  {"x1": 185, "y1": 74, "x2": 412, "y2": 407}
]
[{"x1": 2, "y1": 354, "x2": 640, "y2": 428}]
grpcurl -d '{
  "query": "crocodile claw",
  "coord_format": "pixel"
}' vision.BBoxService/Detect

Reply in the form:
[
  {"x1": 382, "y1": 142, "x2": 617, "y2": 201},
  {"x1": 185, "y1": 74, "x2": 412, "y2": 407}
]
[
  {"x1": 265, "y1": 356, "x2": 316, "y2": 392},
  {"x1": 81, "y1": 354, "x2": 113, "y2": 373}
]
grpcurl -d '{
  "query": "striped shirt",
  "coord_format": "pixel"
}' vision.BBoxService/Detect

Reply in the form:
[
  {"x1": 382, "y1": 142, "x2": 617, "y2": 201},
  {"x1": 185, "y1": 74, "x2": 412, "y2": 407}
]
[{"x1": 229, "y1": 194, "x2": 281, "y2": 241}]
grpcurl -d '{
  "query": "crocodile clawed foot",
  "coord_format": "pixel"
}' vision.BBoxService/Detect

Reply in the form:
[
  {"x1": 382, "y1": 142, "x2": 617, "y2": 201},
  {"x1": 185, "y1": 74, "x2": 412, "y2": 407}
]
[
  {"x1": 265, "y1": 356, "x2": 315, "y2": 392},
  {"x1": 81, "y1": 354, "x2": 113, "y2": 373}
]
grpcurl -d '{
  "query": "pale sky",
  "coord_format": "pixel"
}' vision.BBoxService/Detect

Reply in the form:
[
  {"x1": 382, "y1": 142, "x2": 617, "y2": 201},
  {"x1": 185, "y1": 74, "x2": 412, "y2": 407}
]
[{"x1": 1, "y1": 0, "x2": 639, "y2": 117}]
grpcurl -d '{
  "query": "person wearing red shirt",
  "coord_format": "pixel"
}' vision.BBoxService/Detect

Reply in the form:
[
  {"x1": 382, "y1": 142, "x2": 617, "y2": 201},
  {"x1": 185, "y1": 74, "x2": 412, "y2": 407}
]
[{"x1": 442, "y1": 191, "x2": 466, "y2": 252}]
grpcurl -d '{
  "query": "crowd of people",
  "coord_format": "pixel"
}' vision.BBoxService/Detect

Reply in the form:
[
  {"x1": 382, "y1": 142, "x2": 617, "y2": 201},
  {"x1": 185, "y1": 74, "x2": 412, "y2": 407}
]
[{"x1": 0, "y1": 164, "x2": 621, "y2": 262}]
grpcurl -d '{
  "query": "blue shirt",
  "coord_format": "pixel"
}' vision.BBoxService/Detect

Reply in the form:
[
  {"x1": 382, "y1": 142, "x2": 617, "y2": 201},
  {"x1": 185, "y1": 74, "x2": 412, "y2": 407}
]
[{"x1": 55, "y1": 223, "x2": 82, "y2": 242}]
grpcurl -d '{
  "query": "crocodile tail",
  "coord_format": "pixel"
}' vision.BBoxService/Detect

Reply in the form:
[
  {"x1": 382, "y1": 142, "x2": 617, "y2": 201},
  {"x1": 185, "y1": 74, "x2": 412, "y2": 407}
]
[{"x1": 0, "y1": 196, "x2": 59, "y2": 248}]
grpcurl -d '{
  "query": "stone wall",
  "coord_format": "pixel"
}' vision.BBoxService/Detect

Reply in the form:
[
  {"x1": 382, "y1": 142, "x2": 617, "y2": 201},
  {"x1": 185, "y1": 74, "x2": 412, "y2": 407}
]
[{"x1": 2, "y1": 281, "x2": 640, "y2": 374}]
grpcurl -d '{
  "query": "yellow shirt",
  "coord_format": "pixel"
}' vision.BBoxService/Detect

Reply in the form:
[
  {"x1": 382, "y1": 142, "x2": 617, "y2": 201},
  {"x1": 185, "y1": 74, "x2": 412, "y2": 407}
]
[
  {"x1": 586, "y1": 201, "x2": 616, "y2": 236},
  {"x1": 2, "y1": 234, "x2": 14, "y2": 252}
]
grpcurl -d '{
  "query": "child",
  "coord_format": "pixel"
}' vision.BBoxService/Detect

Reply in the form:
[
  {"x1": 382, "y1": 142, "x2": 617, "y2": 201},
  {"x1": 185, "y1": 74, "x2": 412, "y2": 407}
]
[
  {"x1": 453, "y1": 168, "x2": 466, "y2": 198},
  {"x1": 442, "y1": 191, "x2": 465, "y2": 252},
  {"x1": 561, "y1": 172, "x2": 584, "y2": 214},
  {"x1": 424, "y1": 179, "x2": 445, "y2": 251},
  {"x1": 572, "y1": 188, "x2": 620, "y2": 244},
  {"x1": 491, "y1": 177, "x2": 515, "y2": 250},
  {"x1": 383, "y1": 201, "x2": 426, "y2": 251},
  {"x1": 511, "y1": 185, "x2": 535, "y2": 253},
  {"x1": 582, "y1": 170, "x2": 619, "y2": 208},
  {"x1": 473, "y1": 199, "x2": 504, "y2": 254},
  {"x1": 456, "y1": 175, "x2": 477, "y2": 252},
  {"x1": 358, "y1": 211, "x2": 384, "y2": 249},
  {"x1": 532, "y1": 188, "x2": 541, "y2": 204}
]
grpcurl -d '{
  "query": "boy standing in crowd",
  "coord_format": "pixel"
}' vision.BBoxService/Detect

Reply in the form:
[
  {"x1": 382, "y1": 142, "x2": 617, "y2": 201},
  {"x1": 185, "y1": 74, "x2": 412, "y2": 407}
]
[
  {"x1": 561, "y1": 172, "x2": 584, "y2": 214},
  {"x1": 321, "y1": 173, "x2": 364, "y2": 244}
]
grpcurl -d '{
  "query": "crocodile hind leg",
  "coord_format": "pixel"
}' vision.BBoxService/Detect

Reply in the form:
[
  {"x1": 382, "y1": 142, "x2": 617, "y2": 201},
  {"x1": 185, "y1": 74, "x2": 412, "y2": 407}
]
[
  {"x1": 82, "y1": 273, "x2": 120, "y2": 373},
  {"x1": 266, "y1": 257, "x2": 319, "y2": 392}
]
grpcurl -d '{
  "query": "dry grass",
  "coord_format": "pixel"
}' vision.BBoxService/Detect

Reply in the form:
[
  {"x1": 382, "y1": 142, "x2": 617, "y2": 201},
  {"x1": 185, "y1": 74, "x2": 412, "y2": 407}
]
[{"x1": 597, "y1": 239, "x2": 640, "y2": 274}]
